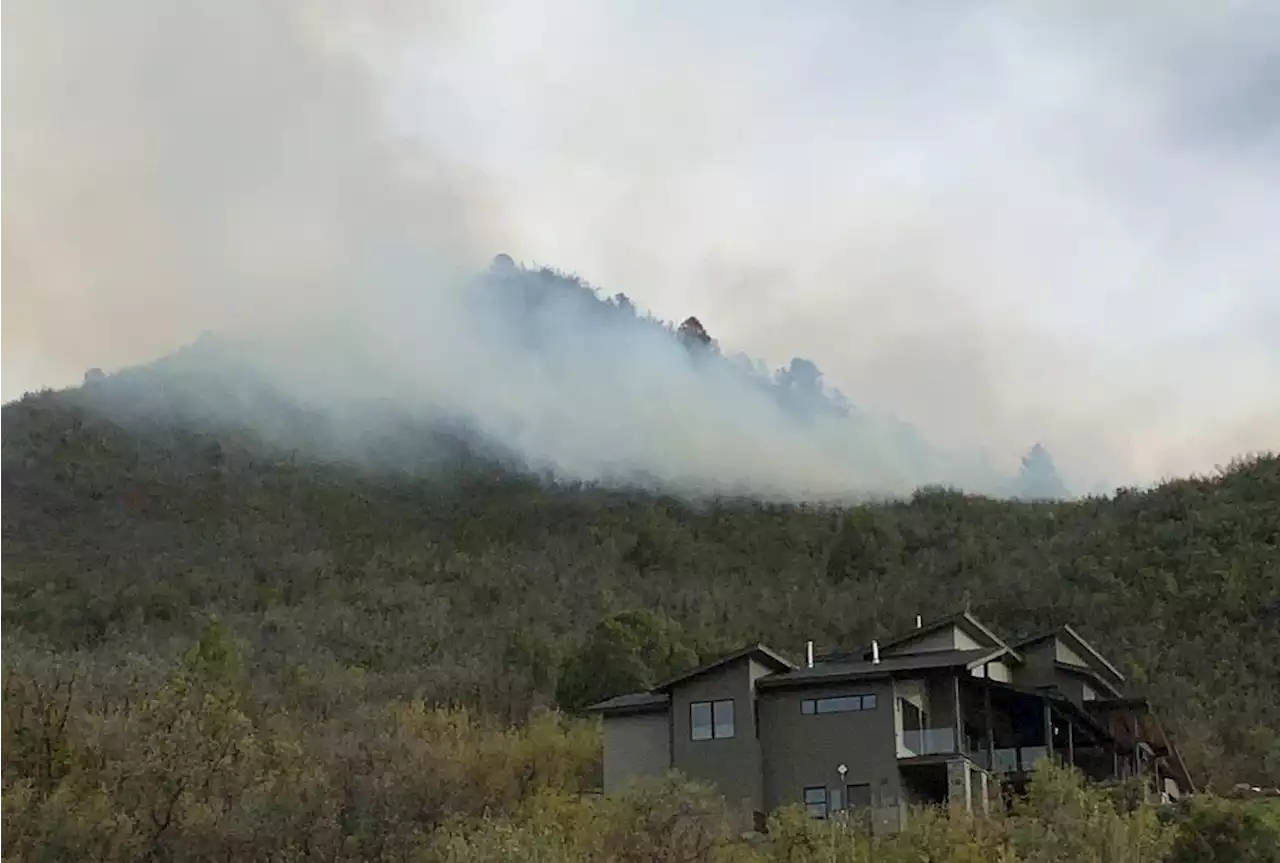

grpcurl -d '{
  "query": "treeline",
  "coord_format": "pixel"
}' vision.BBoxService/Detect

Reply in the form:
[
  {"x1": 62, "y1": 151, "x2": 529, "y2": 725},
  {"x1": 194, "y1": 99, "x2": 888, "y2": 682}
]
[{"x1": 4, "y1": 626, "x2": 1278, "y2": 861}]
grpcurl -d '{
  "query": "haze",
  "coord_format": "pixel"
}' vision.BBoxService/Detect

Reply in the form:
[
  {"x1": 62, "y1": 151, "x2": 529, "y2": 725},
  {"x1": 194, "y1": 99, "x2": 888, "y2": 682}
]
[{"x1": 4, "y1": 0, "x2": 1278, "y2": 494}]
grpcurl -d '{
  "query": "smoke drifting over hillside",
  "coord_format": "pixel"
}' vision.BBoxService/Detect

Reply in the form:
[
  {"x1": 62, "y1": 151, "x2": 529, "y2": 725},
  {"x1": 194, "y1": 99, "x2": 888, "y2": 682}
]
[{"x1": 4, "y1": 1, "x2": 1279, "y2": 495}]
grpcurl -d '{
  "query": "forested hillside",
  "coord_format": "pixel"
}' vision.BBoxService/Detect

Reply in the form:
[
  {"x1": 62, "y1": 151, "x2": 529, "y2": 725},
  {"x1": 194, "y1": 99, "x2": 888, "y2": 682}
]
[{"x1": 4, "y1": 383, "x2": 1279, "y2": 790}]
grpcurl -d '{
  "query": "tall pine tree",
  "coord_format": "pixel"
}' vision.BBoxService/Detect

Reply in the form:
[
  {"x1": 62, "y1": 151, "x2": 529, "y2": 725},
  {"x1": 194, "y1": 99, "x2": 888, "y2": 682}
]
[{"x1": 1017, "y1": 442, "x2": 1068, "y2": 499}]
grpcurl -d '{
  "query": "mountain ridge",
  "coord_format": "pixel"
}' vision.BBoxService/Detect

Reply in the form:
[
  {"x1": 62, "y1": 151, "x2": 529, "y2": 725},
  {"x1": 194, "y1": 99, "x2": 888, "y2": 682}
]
[{"x1": 22, "y1": 257, "x2": 1077, "y2": 502}]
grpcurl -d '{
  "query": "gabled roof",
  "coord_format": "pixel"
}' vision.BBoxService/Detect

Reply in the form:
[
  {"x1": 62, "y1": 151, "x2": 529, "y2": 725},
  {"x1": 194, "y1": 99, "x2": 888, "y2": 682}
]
[
  {"x1": 864, "y1": 611, "x2": 1022, "y2": 663},
  {"x1": 585, "y1": 691, "x2": 670, "y2": 715},
  {"x1": 1015, "y1": 624, "x2": 1125, "y2": 685},
  {"x1": 758, "y1": 647, "x2": 1008, "y2": 689},
  {"x1": 650, "y1": 643, "x2": 797, "y2": 692}
]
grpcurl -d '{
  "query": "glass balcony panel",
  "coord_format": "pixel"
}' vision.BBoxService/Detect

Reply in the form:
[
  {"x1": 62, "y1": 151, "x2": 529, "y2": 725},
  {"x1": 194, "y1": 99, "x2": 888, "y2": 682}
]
[{"x1": 900, "y1": 727, "x2": 958, "y2": 756}]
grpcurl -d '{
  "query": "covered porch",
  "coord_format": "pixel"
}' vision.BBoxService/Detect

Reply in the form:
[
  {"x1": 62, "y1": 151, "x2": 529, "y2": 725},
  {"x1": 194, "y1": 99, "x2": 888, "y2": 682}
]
[{"x1": 893, "y1": 672, "x2": 1125, "y2": 791}]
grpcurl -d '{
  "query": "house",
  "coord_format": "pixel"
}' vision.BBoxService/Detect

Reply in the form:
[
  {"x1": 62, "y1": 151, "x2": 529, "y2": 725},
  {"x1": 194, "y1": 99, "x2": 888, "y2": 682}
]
[{"x1": 587, "y1": 611, "x2": 1194, "y2": 832}]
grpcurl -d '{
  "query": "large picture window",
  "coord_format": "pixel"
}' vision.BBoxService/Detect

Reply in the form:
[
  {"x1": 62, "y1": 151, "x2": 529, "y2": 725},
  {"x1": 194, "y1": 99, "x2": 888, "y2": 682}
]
[
  {"x1": 800, "y1": 693, "x2": 877, "y2": 715},
  {"x1": 690, "y1": 699, "x2": 735, "y2": 740}
]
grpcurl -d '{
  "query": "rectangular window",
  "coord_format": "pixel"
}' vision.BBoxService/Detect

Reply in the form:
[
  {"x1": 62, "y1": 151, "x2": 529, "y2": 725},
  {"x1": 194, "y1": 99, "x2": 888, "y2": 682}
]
[
  {"x1": 713, "y1": 699, "x2": 735, "y2": 739},
  {"x1": 804, "y1": 786, "x2": 829, "y2": 819},
  {"x1": 691, "y1": 701, "x2": 713, "y2": 740},
  {"x1": 690, "y1": 699, "x2": 735, "y2": 740},
  {"x1": 829, "y1": 787, "x2": 843, "y2": 812},
  {"x1": 800, "y1": 694, "x2": 877, "y2": 715}
]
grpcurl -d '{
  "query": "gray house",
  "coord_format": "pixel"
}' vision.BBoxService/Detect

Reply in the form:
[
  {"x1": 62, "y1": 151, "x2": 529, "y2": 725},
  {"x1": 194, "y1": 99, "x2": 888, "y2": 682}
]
[{"x1": 587, "y1": 612, "x2": 1193, "y2": 831}]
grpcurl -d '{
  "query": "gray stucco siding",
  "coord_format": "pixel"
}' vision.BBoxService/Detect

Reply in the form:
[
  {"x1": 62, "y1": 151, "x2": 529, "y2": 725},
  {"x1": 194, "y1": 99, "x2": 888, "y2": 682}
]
[
  {"x1": 757, "y1": 679, "x2": 900, "y2": 815},
  {"x1": 669, "y1": 658, "x2": 765, "y2": 823},
  {"x1": 602, "y1": 710, "x2": 671, "y2": 791}
]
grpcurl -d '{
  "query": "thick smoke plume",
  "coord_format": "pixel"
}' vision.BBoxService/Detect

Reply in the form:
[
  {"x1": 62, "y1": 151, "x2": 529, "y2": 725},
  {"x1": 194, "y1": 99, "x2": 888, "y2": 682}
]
[{"x1": 4, "y1": 0, "x2": 1279, "y2": 497}]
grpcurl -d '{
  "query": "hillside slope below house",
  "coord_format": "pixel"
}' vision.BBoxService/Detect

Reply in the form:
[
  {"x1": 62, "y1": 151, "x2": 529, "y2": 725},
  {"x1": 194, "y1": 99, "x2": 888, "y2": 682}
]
[{"x1": 2, "y1": 375, "x2": 1278, "y2": 789}]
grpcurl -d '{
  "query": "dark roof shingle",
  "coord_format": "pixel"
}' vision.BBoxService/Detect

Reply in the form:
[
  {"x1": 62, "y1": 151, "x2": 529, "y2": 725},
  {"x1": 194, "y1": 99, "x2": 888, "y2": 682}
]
[
  {"x1": 585, "y1": 691, "x2": 670, "y2": 713},
  {"x1": 758, "y1": 647, "x2": 1005, "y2": 688},
  {"x1": 650, "y1": 643, "x2": 797, "y2": 692}
]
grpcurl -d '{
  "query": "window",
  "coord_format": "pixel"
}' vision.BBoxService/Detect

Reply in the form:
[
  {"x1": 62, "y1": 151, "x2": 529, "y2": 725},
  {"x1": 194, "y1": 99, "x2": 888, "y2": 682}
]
[
  {"x1": 714, "y1": 699, "x2": 735, "y2": 739},
  {"x1": 690, "y1": 699, "x2": 735, "y2": 740},
  {"x1": 845, "y1": 783, "x2": 872, "y2": 809},
  {"x1": 804, "y1": 786, "x2": 829, "y2": 819},
  {"x1": 800, "y1": 694, "x2": 877, "y2": 715}
]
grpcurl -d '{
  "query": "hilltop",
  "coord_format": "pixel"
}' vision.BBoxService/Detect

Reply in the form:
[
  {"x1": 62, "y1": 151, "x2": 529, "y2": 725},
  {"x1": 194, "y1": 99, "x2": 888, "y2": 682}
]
[{"x1": 41, "y1": 258, "x2": 1065, "y2": 500}]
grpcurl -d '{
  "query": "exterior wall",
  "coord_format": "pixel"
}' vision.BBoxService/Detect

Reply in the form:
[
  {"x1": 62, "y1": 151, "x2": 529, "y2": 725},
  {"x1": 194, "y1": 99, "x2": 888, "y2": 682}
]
[
  {"x1": 602, "y1": 711, "x2": 671, "y2": 792},
  {"x1": 1015, "y1": 642, "x2": 1101, "y2": 707},
  {"x1": 1012, "y1": 643, "x2": 1057, "y2": 691},
  {"x1": 1052, "y1": 674, "x2": 1089, "y2": 705},
  {"x1": 758, "y1": 679, "x2": 900, "y2": 830},
  {"x1": 882, "y1": 625, "x2": 983, "y2": 656},
  {"x1": 1016, "y1": 638, "x2": 1120, "y2": 706},
  {"x1": 669, "y1": 658, "x2": 763, "y2": 826}
]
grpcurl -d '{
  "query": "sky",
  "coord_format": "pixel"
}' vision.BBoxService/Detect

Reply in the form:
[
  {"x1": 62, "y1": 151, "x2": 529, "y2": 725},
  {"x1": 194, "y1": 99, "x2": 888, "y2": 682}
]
[{"x1": 3, "y1": 0, "x2": 1278, "y2": 492}]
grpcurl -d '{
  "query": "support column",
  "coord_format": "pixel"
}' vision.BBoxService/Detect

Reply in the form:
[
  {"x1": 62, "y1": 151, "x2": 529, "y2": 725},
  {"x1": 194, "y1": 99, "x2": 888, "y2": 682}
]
[
  {"x1": 984, "y1": 673, "x2": 995, "y2": 772},
  {"x1": 978, "y1": 770, "x2": 990, "y2": 814},
  {"x1": 1066, "y1": 721, "x2": 1075, "y2": 768},
  {"x1": 947, "y1": 759, "x2": 972, "y2": 813},
  {"x1": 1044, "y1": 703, "x2": 1055, "y2": 760},
  {"x1": 953, "y1": 675, "x2": 964, "y2": 754}
]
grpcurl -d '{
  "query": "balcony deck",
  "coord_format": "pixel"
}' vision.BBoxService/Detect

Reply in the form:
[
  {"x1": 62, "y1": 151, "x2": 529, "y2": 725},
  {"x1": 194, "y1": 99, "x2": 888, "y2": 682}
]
[{"x1": 898, "y1": 728, "x2": 1053, "y2": 776}]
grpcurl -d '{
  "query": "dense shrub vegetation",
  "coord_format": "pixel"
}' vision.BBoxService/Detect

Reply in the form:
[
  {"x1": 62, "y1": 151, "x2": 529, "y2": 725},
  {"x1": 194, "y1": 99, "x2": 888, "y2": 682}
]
[{"x1": 5, "y1": 629, "x2": 1278, "y2": 861}]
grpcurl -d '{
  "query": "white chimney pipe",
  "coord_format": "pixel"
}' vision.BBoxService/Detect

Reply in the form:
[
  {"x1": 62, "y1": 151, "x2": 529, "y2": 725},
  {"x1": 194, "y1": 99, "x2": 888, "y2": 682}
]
[
  {"x1": 915, "y1": 615, "x2": 923, "y2": 629},
  {"x1": 806, "y1": 641, "x2": 815, "y2": 668},
  {"x1": 872, "y1": 639, "x2": 881, "y2": 664}
]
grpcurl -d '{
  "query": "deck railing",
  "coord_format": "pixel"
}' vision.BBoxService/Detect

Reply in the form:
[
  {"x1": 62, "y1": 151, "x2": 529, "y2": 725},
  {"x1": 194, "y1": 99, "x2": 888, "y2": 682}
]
[
  {"x1": 970, "y1": 746, "x2": 1052, "y2": 774},
  {"x1": 899, "y1": 731, "x2": 1055, "y2": 776},
  {"x1": 899, "y1": 728, "x2": 958, "y2": 757}
]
